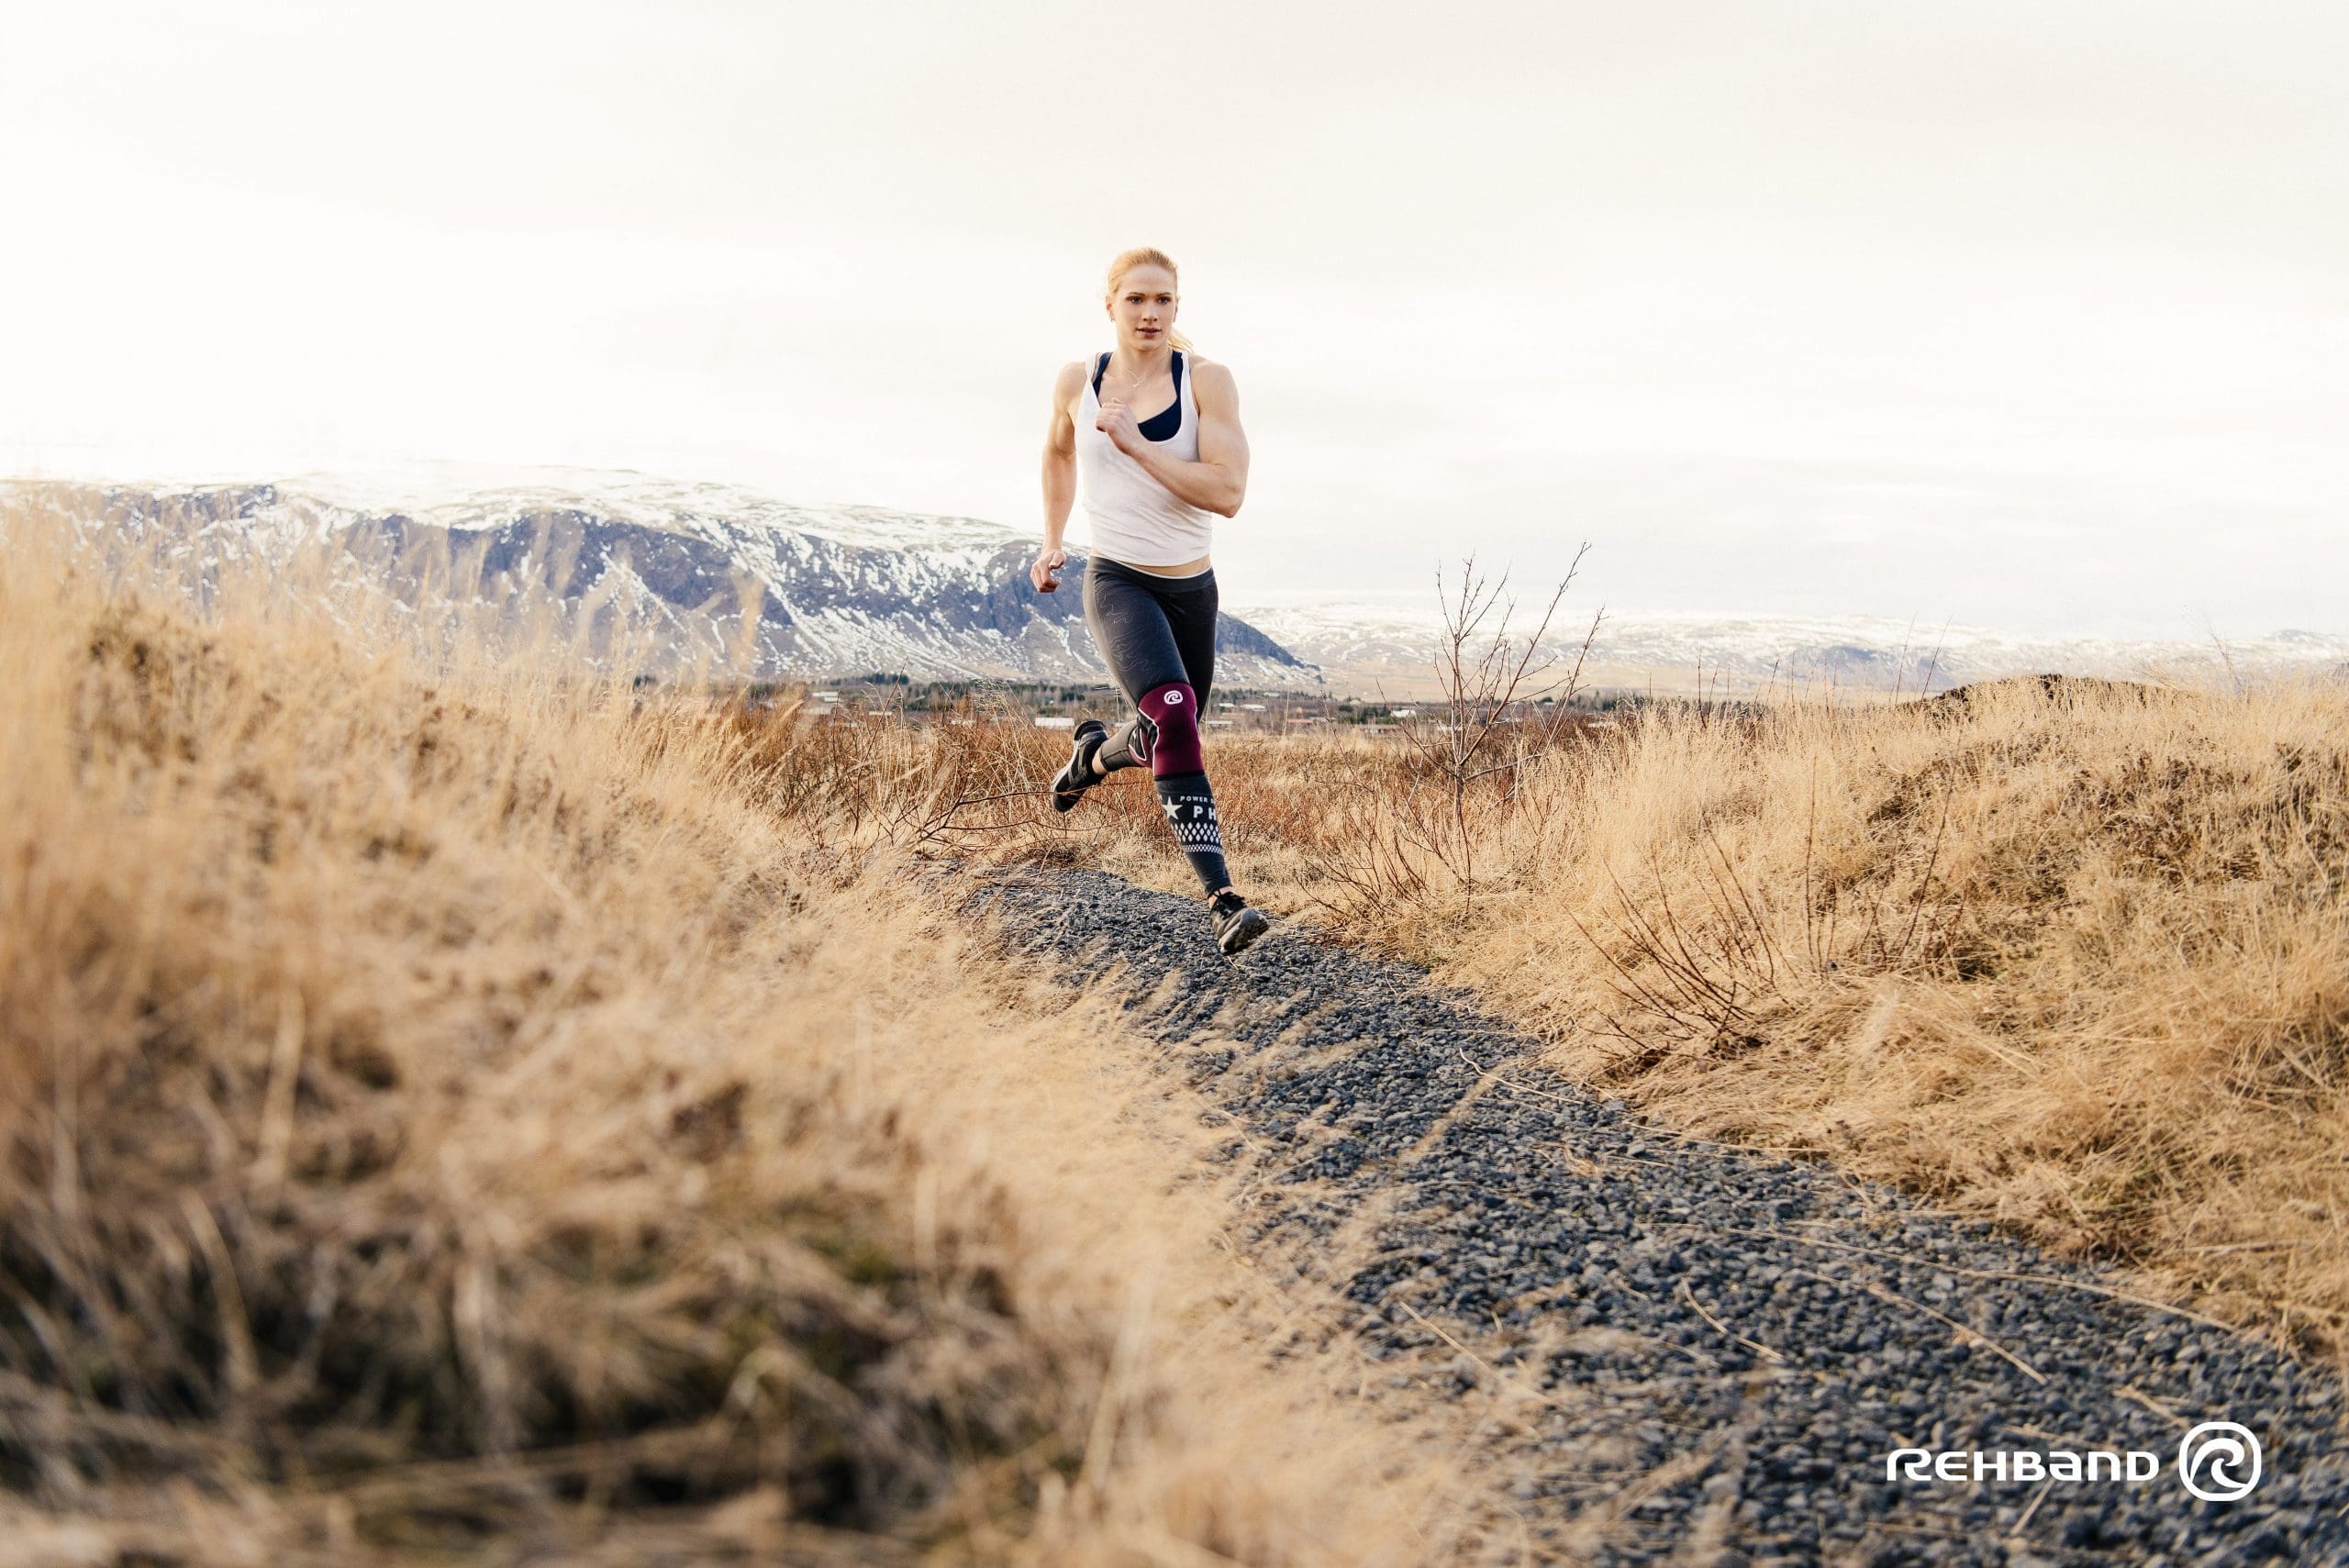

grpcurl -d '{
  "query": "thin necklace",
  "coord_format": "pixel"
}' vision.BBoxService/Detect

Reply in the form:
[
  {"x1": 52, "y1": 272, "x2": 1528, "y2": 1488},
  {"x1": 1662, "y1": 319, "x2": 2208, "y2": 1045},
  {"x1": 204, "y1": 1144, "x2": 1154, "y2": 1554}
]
[{"x1": 1106, "y1": 349, "x2": 1170, "y2": 406}]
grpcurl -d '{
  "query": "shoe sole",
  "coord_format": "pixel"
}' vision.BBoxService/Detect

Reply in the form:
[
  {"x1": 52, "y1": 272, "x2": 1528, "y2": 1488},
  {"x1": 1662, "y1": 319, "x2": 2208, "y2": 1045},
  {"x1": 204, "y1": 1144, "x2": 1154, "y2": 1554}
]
[{"x1": 1218, "y1": 906, "x2": 1271, "y2": 956}]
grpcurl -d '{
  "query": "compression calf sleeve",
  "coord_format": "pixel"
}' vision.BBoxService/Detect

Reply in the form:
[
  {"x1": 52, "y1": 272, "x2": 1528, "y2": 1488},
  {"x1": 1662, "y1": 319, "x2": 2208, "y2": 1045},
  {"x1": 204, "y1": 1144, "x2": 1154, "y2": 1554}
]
[
  {"x1": 1154, "y1": 770, "x2": 1231, "y2": 896},
  {"x1": 1097, "y1": 683, "x2": 1230, "y2": 891}
]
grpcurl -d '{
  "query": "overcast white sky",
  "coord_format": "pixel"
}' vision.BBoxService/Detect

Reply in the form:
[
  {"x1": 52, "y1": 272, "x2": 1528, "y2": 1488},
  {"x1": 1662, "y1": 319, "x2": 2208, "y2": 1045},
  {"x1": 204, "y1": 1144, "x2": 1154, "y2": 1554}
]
[{"x1": 6, "y1": 1, "x2": 2343, "y2": 636}]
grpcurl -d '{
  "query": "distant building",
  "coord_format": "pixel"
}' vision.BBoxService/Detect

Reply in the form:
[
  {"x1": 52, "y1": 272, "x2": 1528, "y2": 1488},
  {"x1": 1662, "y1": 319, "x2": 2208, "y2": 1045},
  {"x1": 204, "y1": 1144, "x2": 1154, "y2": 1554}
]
[{"x1": 1035, "y1": 716, "x2": 1076, "y2": 729}]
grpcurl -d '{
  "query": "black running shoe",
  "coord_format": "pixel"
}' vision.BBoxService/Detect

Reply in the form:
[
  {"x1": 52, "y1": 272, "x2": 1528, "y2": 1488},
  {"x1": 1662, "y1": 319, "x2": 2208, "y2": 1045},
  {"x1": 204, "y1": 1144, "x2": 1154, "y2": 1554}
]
[
  {"x1": 1050, "y1": 719, "x2": 1108, "y2": 812},
  {"x1": 1208, "y1": 889, "x2": 1270, "y2": 956}
]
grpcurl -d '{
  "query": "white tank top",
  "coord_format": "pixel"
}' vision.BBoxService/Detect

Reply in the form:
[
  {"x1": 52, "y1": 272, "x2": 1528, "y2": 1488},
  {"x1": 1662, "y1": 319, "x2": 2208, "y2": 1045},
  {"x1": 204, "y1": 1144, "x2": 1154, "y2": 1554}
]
[{"x1": 1075, "y1": 350, "x2": 1215, "y2": 568}]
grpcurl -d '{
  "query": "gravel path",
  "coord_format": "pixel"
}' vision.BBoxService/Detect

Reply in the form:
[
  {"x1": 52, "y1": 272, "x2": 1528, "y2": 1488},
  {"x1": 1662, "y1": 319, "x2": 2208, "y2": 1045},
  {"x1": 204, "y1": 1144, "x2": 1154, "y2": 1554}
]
[{"x1": 971, "y1": 869, "x2": 2349, "y2": 1568}]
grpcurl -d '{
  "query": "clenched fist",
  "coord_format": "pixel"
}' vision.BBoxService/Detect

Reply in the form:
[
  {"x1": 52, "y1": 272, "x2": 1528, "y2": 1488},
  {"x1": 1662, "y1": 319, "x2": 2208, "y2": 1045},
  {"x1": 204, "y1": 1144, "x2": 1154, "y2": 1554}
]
[
  {"x1": 1095, "y1": 397, "x2": 1146, "y2": 457},
  {"x1": 1030, "y1": 546, "x2": 1068, "y2": 593}
]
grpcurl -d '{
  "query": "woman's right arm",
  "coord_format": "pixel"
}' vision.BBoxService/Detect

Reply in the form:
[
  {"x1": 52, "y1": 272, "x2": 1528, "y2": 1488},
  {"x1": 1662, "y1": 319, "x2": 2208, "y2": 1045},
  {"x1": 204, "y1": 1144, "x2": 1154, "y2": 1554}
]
[{"x1": 1033, "y1": 361, "x2": 1084, "y2": 593}]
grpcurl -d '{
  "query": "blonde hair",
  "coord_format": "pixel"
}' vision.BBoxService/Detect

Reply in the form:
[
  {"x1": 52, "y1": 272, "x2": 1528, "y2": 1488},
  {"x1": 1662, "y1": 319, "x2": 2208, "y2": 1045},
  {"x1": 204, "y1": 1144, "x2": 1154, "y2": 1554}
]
[{"x1": 1105, "y1": 246, "x2": 1194, "y2": 353}]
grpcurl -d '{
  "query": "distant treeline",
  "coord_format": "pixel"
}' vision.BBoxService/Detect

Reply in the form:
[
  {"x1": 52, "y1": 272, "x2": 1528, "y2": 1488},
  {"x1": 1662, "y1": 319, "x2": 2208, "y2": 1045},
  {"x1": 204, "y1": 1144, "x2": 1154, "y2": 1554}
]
[{"x1": 726, "y1": 673, "x2": 1655, "y2": 722}]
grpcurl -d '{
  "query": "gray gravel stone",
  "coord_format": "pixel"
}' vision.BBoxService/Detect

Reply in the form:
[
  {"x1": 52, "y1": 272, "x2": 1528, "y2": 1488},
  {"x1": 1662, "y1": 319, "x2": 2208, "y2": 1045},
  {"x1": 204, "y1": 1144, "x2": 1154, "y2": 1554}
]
[{"x1": 971, "y1": 868, "x2": 2349, "y2": 1565}]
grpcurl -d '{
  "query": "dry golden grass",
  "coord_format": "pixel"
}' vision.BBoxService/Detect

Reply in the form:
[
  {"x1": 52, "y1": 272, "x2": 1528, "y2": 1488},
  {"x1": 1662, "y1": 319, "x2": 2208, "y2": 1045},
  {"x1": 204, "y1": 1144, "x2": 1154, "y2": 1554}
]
[
  {"x1": 403, "y1": 600, "x2": 2349, "y2": 1375},
  {"x1": 1217, "y1": 681, "x2": 2348, "y2": 1368},
  {"x1": 887, "y1": 664, "x2": 2349, "y2": 1368},
  {"x1": 0, "y1": 507, "x2": 1500, "y2": 1566},
  {"x1": 32, "y1": 462, "x2": 2332, "y2": 1561}
]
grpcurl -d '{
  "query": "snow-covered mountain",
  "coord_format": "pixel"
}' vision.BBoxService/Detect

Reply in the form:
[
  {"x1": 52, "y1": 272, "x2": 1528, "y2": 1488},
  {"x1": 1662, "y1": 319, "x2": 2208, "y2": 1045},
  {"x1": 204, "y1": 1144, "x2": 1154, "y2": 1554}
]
[
  {"x1": 1230, "y1": 597, "x2": 2349, "y2": 698},
  {"x1": 5, "y1": 469, "x2": 1316, "y2": 687},
  {"x1": 14, "y1": 466, "x2": 2340, "y2": 698}
]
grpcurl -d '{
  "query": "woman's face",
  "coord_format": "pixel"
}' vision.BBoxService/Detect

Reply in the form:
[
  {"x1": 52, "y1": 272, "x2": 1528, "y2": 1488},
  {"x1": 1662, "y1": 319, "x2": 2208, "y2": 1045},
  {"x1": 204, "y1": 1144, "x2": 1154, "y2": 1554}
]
[{"x1": 1106, "y1": 264, "x2": 1178, "y2": 350}]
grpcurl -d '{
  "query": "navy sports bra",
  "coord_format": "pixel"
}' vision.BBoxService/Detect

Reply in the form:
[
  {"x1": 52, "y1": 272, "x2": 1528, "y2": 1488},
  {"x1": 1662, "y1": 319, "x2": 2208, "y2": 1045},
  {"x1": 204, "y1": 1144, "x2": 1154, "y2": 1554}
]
[{"x1": 1092, "y1": 350, "x2": 1186, "y2": 443}]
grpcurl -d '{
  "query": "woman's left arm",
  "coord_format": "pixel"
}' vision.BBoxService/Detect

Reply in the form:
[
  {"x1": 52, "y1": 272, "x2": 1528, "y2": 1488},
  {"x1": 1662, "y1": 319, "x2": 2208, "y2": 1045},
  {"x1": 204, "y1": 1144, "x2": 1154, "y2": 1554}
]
[{"x1": 1102, "y1": 361, "x2": 1251, "y2": 517}]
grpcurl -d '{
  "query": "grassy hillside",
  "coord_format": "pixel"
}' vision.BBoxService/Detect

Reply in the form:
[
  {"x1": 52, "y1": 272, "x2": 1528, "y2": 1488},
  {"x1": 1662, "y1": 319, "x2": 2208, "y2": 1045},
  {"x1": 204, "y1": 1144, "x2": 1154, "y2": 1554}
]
[
  {"x1": 481, "y1": 615, "x2": 2349, "y2": 1373},
  {"x1": 1035, "y1": 683, "x2": 2349, "y2": 1368},
  {"x1": 15, "y1": 484, "x2": 2336, "y2": 1561},
  {"x1": 0, "y1": 508, "x2": 1487, "y2": 1565},
  {"x1": 839, "y1": 671, "x2": 2349, "y2": 1367}
]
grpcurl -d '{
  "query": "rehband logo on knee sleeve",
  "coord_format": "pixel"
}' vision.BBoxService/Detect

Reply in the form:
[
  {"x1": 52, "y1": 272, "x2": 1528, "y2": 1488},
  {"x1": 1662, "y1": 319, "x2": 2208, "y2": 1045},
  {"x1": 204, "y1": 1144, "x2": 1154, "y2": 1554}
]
[{"x1": 1138, "y1": 684, "x2": 1207, "y2": 774}]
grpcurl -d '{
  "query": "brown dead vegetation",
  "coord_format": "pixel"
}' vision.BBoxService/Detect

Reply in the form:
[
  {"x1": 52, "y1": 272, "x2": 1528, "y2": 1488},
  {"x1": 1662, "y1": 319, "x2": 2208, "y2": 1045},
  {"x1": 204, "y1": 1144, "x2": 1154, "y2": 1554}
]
[
  {"x1": 865, "y1": 662, "x2": 2349, "y2": 1370},
  {"x1": 657, "y1": 640, "x2": 2349, "y2": 1377},
  {"x1": 0, "y1": 504, "x2": 1496, "y2": 1566},
  {"x1": 1257, "y1": 679, "x2": 2349, "y2": 1370}
]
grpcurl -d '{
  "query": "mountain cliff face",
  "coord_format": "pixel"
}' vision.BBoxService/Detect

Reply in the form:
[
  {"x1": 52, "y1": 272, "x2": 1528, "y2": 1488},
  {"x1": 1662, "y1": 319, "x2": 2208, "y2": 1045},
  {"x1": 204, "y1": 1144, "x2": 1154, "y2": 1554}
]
[{"x1": 7, "y1": 473, "x2": 1317, "y2": 687}]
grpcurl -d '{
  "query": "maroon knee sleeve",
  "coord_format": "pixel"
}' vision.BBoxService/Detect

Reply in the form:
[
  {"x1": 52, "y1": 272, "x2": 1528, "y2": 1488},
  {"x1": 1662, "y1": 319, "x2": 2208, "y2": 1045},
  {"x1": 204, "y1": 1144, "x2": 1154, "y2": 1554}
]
[{"x1": 1138, "y1": 683, "x2": 1205, "y2": 775}]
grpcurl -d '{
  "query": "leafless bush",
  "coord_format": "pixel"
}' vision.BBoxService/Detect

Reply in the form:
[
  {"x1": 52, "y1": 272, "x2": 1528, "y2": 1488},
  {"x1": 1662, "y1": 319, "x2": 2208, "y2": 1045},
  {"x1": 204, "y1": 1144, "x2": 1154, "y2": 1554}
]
[{"x1": 1318, "y1": 548, "x2": 1601, "y2": 921}]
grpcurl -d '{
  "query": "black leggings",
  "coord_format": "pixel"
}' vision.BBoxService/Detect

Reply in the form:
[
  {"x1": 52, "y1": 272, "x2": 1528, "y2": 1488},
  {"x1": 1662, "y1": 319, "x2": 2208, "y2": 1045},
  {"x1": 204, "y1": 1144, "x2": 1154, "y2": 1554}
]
[
  {"x1": 1080, "y1": 556, "x2": 1233, "y2": 896},
  {"x1": 1082, "y1": 556, "x2": 1216, "y2": 705}
]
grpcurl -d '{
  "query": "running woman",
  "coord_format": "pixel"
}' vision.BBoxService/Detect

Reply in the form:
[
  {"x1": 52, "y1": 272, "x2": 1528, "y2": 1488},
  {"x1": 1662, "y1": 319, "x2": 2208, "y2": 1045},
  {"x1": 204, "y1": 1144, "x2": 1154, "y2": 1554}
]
[{"x1": 1031, "y1": 246, "x2": 1271, "y2": 956}]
